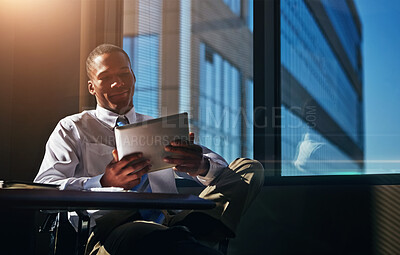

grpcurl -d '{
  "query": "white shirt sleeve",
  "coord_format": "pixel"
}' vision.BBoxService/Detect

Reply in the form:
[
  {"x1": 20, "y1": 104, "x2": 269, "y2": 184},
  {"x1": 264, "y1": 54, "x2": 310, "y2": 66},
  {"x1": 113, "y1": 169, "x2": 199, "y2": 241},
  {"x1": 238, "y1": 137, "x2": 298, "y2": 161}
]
[
  {"x1": 83, "y1": 174, "x2": 104, "y2": 190},
  {"x1": 195, "y1": 145, "x2": 228, "y2": 186},
  {"x1": 34, "y1": 119, "x2": 103, "y2": 190}
]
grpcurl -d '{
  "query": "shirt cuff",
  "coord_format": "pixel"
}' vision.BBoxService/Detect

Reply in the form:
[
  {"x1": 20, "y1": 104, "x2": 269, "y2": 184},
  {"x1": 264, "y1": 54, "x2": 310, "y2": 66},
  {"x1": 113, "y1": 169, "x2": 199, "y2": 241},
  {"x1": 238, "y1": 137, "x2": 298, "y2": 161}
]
[
  {"x1": 196, "y1": 156, "x2": 220, "y2": 186},
  {"x1": 83, "y1": 174, "x2": 104, "y2": 190}
]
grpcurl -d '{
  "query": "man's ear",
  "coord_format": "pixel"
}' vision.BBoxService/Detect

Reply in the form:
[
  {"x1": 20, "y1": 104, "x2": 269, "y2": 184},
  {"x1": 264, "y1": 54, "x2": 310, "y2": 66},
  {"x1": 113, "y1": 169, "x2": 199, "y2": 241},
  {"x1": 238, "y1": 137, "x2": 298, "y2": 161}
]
[{"x1": 88, "y1": 81, "x2": 96, "y2": 95}]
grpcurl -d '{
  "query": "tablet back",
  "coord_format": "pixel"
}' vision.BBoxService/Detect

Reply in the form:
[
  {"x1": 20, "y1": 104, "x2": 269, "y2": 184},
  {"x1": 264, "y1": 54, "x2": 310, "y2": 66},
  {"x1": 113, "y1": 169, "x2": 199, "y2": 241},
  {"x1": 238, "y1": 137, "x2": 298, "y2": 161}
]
[{"x1": 114, "y1": 113, "x2": 189, "y2": 172}]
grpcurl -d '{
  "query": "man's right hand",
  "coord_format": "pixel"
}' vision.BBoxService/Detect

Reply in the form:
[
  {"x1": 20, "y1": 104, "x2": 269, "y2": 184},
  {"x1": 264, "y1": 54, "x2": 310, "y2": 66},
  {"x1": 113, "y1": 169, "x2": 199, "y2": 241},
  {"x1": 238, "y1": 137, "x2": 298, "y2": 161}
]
[{"x1": 100, "y1": 149, "x2": 151, "y2": 190}]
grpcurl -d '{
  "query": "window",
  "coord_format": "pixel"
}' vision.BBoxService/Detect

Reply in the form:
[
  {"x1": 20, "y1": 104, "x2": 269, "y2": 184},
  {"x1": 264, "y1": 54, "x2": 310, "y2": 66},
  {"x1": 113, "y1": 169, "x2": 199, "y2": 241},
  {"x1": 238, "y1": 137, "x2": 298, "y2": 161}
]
[
  {"x1": 223, "y1": 0, "x2": 241, "y2": 16},
  {"x1": 122, "y1": 0, "x2": 400, "y2": 177},
  {"x1": 278, "y1": 0, "x2": 400, "y2": 176},
  {"x1": 281, "y1": 0, "x2": 363, "y2": 175},
  {"x1": 123, "y1": 0, "x2": 253, "y2": 163},
  {"x1": 123, "y1": 0, "x2": 162, "y2": 118},
  {"x1": 198, "y1": 43, "x2": 242, "y2": 163},
  {"x1": 124, "y1": 35, "x2": 160, "y2": 118}
]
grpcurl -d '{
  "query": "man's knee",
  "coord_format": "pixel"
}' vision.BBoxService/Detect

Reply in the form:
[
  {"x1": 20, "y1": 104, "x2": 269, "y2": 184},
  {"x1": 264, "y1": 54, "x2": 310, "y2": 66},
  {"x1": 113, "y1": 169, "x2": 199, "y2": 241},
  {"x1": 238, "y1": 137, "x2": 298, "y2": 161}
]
[
  {"x1": 228, "y1": 158, "x2": 264, "y2": 187},
  {"x1": 102, "y1": 221, "x2": 167, "y2": 255}
]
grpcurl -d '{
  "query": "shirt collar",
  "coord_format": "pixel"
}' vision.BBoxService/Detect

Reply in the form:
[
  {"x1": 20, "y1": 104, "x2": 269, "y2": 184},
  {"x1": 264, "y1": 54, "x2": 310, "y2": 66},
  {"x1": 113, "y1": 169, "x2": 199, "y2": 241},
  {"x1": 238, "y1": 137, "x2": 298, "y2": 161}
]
[{"x1": 95, "y1": 105, "x2": 137, "y2": 128}]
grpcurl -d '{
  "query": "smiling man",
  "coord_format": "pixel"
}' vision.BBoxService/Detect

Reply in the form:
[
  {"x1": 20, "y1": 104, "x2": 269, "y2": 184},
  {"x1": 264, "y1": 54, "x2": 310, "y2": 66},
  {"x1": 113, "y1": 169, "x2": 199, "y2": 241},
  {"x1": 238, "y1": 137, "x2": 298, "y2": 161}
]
[
  {"x1": 35, "y1": 44, "x2": 264, "y2": 255},
  {"x1": 87, "y1": 48, "x2": 135, "y2": 115}
]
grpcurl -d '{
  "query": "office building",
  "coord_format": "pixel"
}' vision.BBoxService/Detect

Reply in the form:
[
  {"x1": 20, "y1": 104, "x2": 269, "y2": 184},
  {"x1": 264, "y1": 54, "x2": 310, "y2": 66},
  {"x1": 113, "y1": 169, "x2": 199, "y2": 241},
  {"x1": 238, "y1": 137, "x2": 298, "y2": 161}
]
[
  {"x1": 281, "y1": 0, "x2": 364, "y2": 175},
  {"x1": 122, "y1": 0, "x2": 253, "y2": 163}
]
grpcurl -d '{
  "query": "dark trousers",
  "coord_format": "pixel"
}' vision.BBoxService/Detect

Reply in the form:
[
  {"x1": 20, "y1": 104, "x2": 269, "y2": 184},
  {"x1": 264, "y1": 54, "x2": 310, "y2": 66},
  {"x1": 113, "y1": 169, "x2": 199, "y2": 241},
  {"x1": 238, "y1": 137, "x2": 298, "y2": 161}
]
[{"x1": 86, "y1": 158, "x2": 264, "y2": 255}]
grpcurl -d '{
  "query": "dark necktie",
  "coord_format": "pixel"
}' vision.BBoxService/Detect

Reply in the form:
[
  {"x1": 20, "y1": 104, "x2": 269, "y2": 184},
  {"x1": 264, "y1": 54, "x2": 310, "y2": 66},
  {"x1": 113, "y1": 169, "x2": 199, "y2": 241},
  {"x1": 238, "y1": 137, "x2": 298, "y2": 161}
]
[{"x1": 116, "y1": 115, "x2": 129, "y2": 127}]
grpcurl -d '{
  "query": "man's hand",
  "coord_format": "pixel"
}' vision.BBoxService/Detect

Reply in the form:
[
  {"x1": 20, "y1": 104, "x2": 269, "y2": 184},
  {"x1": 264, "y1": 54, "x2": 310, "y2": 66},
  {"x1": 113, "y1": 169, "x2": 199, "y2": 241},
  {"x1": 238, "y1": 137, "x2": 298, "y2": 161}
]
[
  {"x1": 100, "y1": 149, "x2": 151, "y2": 190},
  {"x1": 163, "y1": 132, "x2": 209, "y2": 177}
]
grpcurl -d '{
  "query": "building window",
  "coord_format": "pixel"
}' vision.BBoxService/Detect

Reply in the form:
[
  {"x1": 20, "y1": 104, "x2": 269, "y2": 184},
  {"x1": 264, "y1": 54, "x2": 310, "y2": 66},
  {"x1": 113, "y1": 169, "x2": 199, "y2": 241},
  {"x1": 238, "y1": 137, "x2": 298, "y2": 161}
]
[
  {"x1": 198, "y1": 43, "x2": 242, "y2": 163},
  {"x1": 247, "y1": 0, "x2": 253, "y2": 32},
  {"x1": 223, "y1": 0, "x2": 241, "y2": 16},
  {"x1": 280, "y1": 0, "x2": 363, "y2": 175},
  {"x1": 123, "y1": 0, "x2": 253, "y2": 164},
  {"x1": 123, "y1": 0, "x2": 162, "y2": 118},
  {"x1": 124, "y1": 35, "x2": 160, "y2": 118}
]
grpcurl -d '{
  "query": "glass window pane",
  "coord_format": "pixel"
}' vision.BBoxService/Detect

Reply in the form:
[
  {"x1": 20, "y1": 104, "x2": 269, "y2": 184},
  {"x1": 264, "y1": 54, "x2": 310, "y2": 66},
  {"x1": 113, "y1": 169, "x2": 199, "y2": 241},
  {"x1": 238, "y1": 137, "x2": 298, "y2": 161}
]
[
  {"x1": 355, "y1": 0, "x2": 400, "y2": 174},
  {"x1": 281, "y1": 0, "x2": 400, "y2": 175},
  {"x1": 281, "y1": 0, "x2": 363, "y2": 175},
  {"x1": 123, "y1": 0, "x2": 253, "y2": 163}
]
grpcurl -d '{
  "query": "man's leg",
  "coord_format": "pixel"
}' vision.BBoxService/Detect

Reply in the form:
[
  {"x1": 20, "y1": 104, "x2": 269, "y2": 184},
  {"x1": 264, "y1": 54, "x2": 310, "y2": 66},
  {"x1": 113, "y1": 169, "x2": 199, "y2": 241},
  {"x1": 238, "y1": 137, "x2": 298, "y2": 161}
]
[
  {"x1": 169, "y1": 158, "x2": 265, "y2": 241},
  {"x1": 85, "y1": 210, "x2": 141, "y2": 255},
  {"x1": 86, "y1": 208, "x2": 226, "y2": 255},
  {"x1": 95, "y1": 221, "x2": 167, "y2": 255},
  {"x1": 89, "y1": 220, "x2": 223, "y2": 255}
]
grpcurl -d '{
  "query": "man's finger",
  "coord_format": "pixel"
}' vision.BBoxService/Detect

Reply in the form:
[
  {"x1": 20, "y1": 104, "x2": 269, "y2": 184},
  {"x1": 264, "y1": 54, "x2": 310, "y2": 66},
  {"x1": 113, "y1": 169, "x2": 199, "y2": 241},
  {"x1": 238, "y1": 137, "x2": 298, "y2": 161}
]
[
  {"x1": 164, "y1": 157, "x2": 200, "y2": 165},
  {"x1": 170, "y1": 139, "x2": 190, "y2": 147},
  {"x1": 112, "y1": 149, "x2": 119, "y2": 163},
  {"x1": 123, "y1": 160, "x2": 151, "y2": 175},
  {"x1": 189, "y1": 132, "x2": 195, "y2": 145},
  {"x1": 126, "y1": 178, "x2": 141, "y2": 190},
  {"x1": 117, "y1": 152, "x2": 144, "y2": 168},
  {"x1": 164, "y1": 146, "x2": 201, "y2": 157},
  {"x1": 120, "y1": 164, "x2": 150, "y2": 183},
  {"x1": 172, "y1": 166, "x2": 198, "y2": 176},
  {"x1": 165, "y1": 144, "x2": 202, "y2": 154}
]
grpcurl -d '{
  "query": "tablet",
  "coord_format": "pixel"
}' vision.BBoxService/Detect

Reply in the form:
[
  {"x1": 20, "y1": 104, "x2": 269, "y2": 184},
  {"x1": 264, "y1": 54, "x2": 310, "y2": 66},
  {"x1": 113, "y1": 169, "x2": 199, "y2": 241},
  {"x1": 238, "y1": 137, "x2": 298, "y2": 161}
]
[{"x1": 114, "y1": 113, "x2": 189, "y2": 172}]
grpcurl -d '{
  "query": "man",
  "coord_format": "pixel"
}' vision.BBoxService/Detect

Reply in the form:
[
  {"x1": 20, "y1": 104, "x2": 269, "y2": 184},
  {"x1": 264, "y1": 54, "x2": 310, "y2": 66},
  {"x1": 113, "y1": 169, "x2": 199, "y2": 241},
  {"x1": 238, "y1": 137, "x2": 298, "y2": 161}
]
[{"x1": 35, "y1": 44, "x2": 264, "y2": 255}]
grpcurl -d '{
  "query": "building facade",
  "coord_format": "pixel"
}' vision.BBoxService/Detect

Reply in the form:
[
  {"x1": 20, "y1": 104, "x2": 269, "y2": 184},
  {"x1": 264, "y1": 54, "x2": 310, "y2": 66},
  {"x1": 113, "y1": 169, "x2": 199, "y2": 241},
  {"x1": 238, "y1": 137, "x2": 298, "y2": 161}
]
[
  {"x1": 122, "y1": 0, "x2": 253, "y2": 164},
  {"x1": 281, "y1": 0, "x2": 364, "y2": 175}
]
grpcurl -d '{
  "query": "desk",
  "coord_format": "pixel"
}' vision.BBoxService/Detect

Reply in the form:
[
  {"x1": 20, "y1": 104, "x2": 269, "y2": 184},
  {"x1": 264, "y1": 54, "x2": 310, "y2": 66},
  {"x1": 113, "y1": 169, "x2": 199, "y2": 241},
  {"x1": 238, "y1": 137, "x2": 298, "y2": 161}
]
[
  {"x1": 0, "y1": 189, "x2": 215, "y2": 210},
  {"x1": 0, "y1": 189, "x2": 215, "y2": 255}
]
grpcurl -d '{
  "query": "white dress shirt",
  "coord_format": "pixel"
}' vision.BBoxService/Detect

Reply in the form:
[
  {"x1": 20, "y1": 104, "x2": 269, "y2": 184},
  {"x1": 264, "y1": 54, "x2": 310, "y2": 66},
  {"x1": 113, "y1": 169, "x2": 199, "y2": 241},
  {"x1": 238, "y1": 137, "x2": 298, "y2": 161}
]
[{"x1": 35, "y1": 105, "x2": 228, "y2": 190}]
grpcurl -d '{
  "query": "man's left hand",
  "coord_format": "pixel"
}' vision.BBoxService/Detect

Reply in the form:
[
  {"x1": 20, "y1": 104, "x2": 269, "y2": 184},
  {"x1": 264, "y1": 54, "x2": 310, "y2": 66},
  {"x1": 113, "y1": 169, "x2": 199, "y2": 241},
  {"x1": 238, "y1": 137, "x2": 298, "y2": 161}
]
[{"x1": 163, "y1": 132, "x2": 209, "y2": 177}]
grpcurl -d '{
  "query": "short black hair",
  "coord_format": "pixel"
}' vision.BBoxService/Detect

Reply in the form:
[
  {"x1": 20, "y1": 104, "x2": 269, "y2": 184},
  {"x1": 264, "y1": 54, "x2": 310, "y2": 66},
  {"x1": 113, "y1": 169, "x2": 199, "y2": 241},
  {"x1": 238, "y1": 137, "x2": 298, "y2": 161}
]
[{"x1": 86, "y1": 44, "x2": 131, "y2": 79}]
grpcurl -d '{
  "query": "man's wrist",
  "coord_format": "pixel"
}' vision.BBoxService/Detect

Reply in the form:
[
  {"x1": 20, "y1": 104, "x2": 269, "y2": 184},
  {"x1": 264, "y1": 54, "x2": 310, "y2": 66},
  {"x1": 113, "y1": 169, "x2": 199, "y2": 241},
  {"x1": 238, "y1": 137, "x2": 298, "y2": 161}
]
[
  {"x1": 198, "y1": 157, "x2": 210, "y2": 177},
  {"x1": 83, "y1": 174, "x2": 104, "y2": 190}
]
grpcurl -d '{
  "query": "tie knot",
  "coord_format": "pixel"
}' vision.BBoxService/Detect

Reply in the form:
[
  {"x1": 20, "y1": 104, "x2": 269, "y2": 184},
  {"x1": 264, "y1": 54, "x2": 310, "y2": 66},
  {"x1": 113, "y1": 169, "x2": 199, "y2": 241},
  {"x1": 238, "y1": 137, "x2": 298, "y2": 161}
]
[{"x1": 116, "y1": 115, "x2": 129, "y2": 127}]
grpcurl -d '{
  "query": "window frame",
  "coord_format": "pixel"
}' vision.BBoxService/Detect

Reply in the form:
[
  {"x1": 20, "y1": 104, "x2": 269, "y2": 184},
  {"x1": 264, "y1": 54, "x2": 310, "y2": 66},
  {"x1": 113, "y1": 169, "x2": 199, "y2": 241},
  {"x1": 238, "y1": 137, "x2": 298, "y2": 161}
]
[{"x1": 253, "y1": 0, "x2": 281, "y2": 177}]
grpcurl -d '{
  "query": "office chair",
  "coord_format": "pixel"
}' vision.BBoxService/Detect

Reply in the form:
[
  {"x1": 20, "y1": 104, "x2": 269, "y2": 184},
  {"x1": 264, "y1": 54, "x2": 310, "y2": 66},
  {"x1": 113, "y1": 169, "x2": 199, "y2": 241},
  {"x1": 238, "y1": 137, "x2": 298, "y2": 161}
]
[{"x1": 39, "y1": 211, "x2": 89, "y2": 255}]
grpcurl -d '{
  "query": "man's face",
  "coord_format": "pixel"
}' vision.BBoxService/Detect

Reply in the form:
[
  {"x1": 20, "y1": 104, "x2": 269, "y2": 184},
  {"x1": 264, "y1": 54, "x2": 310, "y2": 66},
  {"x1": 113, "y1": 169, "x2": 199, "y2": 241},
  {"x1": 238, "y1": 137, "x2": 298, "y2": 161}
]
[{"x1": 88, "y1": 51, "x2": 135, "y2": 114}]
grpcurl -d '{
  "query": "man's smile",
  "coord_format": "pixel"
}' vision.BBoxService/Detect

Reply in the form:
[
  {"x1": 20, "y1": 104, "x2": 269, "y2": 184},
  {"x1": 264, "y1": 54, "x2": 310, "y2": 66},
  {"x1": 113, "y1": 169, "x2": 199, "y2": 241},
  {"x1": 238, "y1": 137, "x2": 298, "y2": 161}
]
[{"x1": 109, "y1": 90, "x2": 130, "y2": 99}]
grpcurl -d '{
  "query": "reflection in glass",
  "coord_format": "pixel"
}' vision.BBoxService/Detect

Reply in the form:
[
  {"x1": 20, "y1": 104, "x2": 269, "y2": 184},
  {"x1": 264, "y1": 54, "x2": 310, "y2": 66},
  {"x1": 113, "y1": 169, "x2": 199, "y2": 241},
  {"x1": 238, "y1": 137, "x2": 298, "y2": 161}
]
[
  {"x1": 282, "y1": 107, "x2": 361, "y2": 175},
  {"x1": 124, "y1": 35, "x2": 160, "y2": 118},
  {"x1": 281, "y1": 0, "x2": 364, "y2": 175}
]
